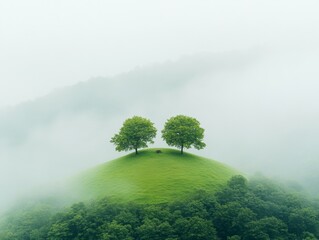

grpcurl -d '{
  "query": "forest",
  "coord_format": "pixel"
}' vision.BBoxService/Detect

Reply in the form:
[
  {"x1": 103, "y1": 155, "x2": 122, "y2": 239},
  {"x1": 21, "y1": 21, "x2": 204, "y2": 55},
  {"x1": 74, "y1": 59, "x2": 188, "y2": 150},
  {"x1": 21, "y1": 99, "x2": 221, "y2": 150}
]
[{"x1": 1, "y1": 175, "x2": 318, "y2": 240}]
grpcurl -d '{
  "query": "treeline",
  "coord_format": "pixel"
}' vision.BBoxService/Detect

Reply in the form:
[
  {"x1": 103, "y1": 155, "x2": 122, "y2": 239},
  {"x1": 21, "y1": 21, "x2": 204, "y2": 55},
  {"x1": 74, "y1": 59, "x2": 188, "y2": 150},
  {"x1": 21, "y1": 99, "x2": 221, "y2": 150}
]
[{"x1": 1, "y1": 176, "x2": 318, "y2": 240}]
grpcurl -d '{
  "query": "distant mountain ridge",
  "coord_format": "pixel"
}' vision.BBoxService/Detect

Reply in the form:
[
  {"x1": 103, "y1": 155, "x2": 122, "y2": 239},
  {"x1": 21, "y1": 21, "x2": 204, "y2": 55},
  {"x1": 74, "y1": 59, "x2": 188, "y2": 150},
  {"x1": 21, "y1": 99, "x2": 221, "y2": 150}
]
[{"x1": 0, "y1": 52, "x2": 253, "y2": 145}]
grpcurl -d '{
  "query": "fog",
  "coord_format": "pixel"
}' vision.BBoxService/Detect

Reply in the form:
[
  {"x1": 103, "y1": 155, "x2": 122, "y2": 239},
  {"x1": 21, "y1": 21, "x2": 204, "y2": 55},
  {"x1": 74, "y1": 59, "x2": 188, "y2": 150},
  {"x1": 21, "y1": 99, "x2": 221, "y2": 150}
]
[
  {"x1": 0, "y1": 0, "x2": 319, "y2": 211},
  {"x1": 1, "y1": 0, "x2": 319, "y2": 107}
]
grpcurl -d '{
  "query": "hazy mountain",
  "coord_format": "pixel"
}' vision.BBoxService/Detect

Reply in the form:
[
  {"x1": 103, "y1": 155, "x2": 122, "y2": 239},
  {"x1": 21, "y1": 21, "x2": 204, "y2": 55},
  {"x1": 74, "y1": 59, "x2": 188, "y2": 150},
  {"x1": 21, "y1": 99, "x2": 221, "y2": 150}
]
[{"x1": 0, "y1": 49, "x2": 318, "y2": 212}]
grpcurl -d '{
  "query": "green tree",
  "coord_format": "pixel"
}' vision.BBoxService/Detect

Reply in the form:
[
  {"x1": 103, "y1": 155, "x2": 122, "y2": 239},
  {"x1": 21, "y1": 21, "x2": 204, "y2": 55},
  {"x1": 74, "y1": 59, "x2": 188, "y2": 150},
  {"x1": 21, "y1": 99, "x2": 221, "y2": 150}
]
[
  {"x1": 216, "y1": 175, "x2": 248, "y2": 205},
  {"x1": 244, "y1": 217, "x2": 289, "y2": 240},
  {"x1": 111, "y1": 116, "x2": 157, "y2": 154},
  {"x1": 288, "y1": 208, "x2": 319, "y2": 237},
  {"x1": 214, "y1": 202, "x2": 256, "y2": 238},
  {"x1": 161, "y1": 115, "x2": 206, "y2": 154},
  {"x1": 137, "y1": 218, "x2": 174, "y2": 240},
  {"x1": 99, "y1": 221, "x2": 133, "y2": 240},
  {"x1": 173, "y1": 216, "x2": 218, "y2": 240}
]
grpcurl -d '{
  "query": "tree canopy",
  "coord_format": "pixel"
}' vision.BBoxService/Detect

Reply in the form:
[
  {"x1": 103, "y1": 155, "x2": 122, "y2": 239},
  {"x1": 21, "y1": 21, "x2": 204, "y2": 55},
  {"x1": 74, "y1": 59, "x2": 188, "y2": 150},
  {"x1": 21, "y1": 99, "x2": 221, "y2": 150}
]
[
  {"x1": 2, "y1": 175, "x2": 319, "y2": 240},
  {"x1": 110, "y1": 116, "x2": 157, "y2": 154},
  {"x1": 161, "y1": 115, "x2": 206, "y2": 154}
]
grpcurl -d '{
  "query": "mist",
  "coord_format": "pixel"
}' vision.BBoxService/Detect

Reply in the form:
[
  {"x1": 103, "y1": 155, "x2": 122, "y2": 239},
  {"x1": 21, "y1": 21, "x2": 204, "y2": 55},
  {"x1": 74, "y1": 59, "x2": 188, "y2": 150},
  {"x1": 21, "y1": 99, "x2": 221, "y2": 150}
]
[
  {"x1": 0, "y1": 49, "x2": 319, "y2": 212},
  {"x1": 1, "y1": 0, "x2": 319, "y2": 107},
  {"x1": 0, "y1": 0, "x2": 319, "y2": 212}
]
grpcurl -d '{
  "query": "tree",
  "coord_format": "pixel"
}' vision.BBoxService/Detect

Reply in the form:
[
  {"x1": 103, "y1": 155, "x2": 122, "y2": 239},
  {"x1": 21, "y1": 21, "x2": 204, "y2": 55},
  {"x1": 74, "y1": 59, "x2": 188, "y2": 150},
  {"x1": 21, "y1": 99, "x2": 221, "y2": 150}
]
[
  {"x1": 99, "y1": 221, "x2": 133, "y2": 240},
  {"x1": 244, "y1": 217, "x2": 289, "y2": 240},
  {"x1": 173, "y1": 216, "x2": 218, "y2": 240},
  {"x1": 161, "y1": 115, "x2": 206, "y2": 154},
  {"x1": 111, "y1": 116, "x2": 157, "y2": 155},
  {"x1": 288, "y1": 208, "x2": 319, "y2": 237},
  {"x1": 137, "y1": 218, "x2": 174, "y2": 240}
]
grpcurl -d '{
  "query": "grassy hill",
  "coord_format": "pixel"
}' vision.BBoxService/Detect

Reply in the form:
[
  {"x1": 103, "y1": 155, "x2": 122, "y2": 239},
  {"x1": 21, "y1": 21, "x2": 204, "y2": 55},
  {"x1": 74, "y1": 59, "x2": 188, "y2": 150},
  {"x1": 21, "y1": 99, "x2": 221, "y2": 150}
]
[{"x1": 73, "y1": 148, "x2": 239, "y2": 204}]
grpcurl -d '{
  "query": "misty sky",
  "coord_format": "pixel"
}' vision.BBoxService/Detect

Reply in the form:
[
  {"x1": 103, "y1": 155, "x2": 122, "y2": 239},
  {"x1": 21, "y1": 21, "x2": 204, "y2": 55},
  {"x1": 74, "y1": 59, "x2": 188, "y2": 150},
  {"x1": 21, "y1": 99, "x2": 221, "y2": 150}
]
[
  {"x1": 0, "y1": 1, "x2": 319, "y2": 212},
  {"x1": 1, "y1": 0, "x2": 319, "y2": 107}
]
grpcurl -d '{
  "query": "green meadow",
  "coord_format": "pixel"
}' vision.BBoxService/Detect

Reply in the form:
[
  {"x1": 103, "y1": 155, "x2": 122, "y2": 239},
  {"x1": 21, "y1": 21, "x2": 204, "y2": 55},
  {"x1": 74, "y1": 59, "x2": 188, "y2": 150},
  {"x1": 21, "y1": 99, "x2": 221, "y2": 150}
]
[{"x1": 74, "y1": 148, "x2": 239, "y2": 203}]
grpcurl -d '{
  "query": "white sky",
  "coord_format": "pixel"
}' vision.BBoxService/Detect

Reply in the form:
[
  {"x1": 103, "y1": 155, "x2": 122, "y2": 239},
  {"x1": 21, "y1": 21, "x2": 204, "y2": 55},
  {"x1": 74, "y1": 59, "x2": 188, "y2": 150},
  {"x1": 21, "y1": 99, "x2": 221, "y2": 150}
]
[{"x1": 1, "y1": 0, "x2": 319, "y2": 107}]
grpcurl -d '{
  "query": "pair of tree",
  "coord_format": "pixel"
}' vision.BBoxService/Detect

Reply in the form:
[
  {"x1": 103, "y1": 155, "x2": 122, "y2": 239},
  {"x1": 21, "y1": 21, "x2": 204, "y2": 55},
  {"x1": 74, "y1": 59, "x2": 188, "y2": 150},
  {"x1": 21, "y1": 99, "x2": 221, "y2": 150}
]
[{"x1": 110, "y1": 115, "x2": 206, "y2": 154}]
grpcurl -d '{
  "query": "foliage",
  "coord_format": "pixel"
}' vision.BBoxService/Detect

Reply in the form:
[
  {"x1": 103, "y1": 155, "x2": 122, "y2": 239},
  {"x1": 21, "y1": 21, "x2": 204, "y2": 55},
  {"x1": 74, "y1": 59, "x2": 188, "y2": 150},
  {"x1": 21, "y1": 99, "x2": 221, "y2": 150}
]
[
  {"x1": 244, "y1": 217, "x2": 289, "y2": 239},
  {"x1": 0, "y1": 202, "x2": 57, "y2": 240},
  {"x1": 162, "y1": 115, "x2": 206, "y2": 154},
  {"x1": 1, "y1": 176, "x2": 319, "y2": 240},
  {"x1": 110, "y1": 116, "x2": 156, "y2": 154}
]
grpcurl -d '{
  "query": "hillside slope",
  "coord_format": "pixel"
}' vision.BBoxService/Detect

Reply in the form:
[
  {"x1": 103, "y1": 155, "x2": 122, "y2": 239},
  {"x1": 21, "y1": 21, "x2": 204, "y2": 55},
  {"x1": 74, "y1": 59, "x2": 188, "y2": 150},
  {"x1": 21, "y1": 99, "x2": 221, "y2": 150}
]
[{"x1": 73, "y1": 148, "x2": 239, "y2": 203}]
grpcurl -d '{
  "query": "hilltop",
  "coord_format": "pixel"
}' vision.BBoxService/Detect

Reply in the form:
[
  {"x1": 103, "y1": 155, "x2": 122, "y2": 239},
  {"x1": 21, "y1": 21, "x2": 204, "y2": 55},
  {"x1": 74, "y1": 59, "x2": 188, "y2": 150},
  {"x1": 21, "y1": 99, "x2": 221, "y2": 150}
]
[
  {"x1": 73, "y1": 148, "x2": 239, "y2": 203},
  {"x1": 2, "y1": 149, "x2": 319, "y2": 239}
]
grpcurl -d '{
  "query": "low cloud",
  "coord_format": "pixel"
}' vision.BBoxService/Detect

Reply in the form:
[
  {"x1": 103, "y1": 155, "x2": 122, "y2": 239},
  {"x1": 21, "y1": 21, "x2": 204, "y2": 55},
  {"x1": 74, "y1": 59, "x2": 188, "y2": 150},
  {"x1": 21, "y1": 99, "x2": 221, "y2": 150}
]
[{"x1": 0, "y1": 49, "x2": 319, "y2": 212}]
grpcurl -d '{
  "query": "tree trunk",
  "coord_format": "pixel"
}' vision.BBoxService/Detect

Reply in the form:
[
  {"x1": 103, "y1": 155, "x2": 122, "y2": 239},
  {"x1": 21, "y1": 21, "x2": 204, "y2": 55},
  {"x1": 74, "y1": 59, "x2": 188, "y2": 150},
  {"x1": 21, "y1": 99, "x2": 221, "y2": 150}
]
[
  {"x1": 181, "y1": 144, "x2": 184, "y2": 154},
  {"x1": 135, "y1": 148, "x2": 138, "y2": 155}
]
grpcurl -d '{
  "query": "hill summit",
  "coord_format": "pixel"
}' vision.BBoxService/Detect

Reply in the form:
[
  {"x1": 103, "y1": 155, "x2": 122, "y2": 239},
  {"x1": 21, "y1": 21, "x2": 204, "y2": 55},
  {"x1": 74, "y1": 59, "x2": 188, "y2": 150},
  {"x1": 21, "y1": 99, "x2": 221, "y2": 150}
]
[{"x1": 74, "y1": 148, "x2": 239, "y2": 203}]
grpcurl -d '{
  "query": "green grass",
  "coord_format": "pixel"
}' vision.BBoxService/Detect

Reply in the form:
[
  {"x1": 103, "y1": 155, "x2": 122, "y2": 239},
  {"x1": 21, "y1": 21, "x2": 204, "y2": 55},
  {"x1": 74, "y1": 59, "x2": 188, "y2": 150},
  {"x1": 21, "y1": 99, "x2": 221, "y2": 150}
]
[{"x1": 74, "y1": 148, "x2": 239, "y2": 204}]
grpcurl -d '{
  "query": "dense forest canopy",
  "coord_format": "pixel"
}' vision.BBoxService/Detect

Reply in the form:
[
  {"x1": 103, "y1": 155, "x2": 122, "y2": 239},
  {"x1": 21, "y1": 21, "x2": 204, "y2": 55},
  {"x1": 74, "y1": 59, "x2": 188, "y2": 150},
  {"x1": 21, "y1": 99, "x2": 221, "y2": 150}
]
[{"x1": 1, "y1": 175, "x2": 318, "y2": 240}]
